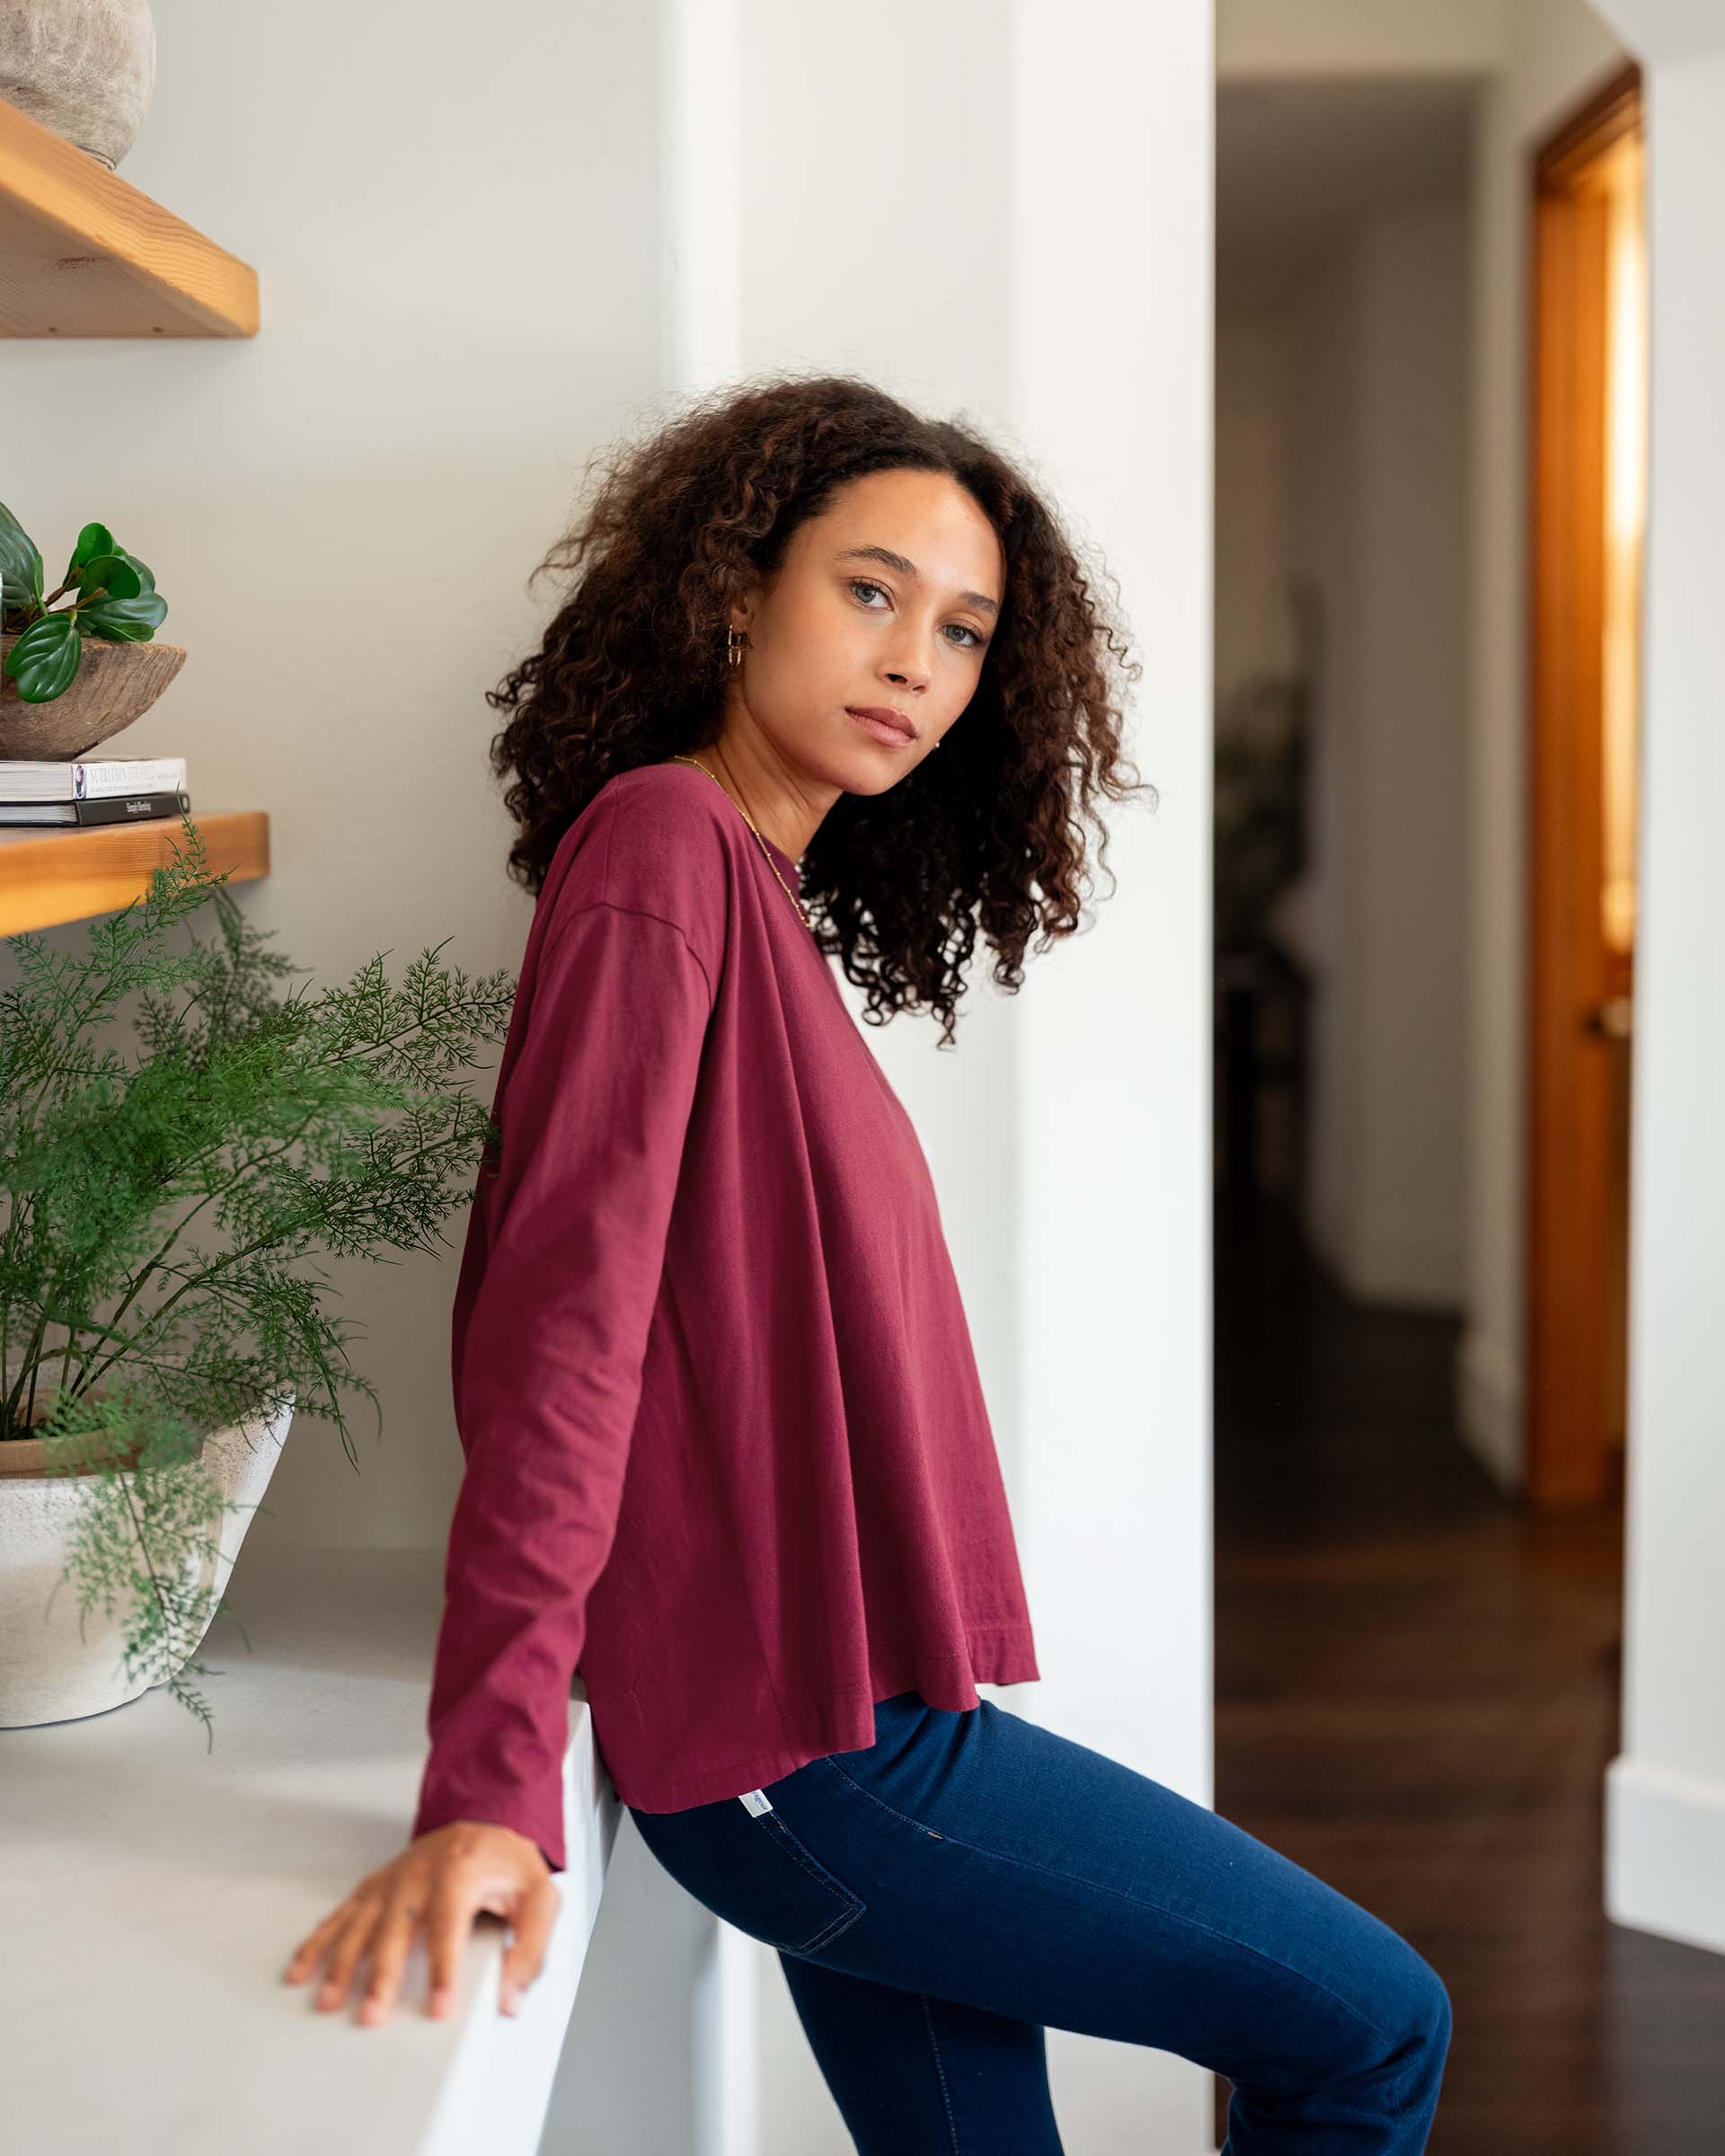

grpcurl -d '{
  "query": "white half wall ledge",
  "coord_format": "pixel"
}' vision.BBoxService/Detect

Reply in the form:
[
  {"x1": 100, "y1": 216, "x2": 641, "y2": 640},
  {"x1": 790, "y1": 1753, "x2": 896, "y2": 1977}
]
[
  {"x1": 0, "y1": 1544, "x2": 621, "y2": 2156},
  {"x1": 1605, "y1": 1755, "x2": 1725, "y2": 1957}
]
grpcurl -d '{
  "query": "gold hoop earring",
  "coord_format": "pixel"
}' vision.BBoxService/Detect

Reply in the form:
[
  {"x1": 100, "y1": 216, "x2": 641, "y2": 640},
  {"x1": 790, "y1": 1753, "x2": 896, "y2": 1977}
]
[{"x1": 727, "y1": 627, "x2": 747, "y2": 670}]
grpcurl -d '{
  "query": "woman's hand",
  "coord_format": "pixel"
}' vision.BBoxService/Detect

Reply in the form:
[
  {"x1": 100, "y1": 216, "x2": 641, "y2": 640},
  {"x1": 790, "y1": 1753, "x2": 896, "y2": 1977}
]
[{"x1": 282, "y1": 1820, "x2": 561, "y2": 2028}]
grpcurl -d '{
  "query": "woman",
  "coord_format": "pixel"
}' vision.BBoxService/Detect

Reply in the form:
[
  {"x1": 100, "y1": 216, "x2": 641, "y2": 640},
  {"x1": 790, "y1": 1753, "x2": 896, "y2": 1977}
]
[{"x1": 283, "y1": 373, "x2": 1451, "y2": 2152}]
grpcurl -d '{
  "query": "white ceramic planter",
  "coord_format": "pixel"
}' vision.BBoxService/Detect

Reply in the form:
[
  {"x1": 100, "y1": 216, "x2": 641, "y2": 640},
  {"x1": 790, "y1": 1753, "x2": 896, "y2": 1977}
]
[{"x1": 0, "y1": 1389, "x2": 295, "y2": 1727}]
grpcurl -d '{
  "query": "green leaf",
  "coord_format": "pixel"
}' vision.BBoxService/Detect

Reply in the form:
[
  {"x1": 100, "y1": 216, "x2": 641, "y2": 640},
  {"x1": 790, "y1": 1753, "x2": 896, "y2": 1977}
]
[
  {"x1": 75, "y1": 552, "x2": 143, "y2": 603},
  {"x1": 65, "y1": 523, "x2": 115, "y2": 583},
  {"x1": 2, "y1": 610, "x2": 83, "y2": 702},
  {"x1": 0, "y1": 498, "x2": 45, "y2": 617},
  {"x1": 81, "y1": 551, "x2": 165, "y2": 641}
]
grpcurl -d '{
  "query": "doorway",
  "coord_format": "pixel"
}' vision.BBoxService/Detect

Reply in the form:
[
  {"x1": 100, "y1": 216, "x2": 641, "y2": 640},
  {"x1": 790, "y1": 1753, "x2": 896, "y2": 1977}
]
[{"x1": 1526, "y1": 60, "x2": 1645, "y2": 1510}]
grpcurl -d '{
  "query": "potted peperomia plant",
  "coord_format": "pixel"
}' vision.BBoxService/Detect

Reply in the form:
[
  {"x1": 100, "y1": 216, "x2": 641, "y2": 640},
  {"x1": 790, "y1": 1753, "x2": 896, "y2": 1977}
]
[
  {"x1": 0, "y1": 808, "x2": 514, "y2": 1736},
  {"x1": 0, "y1": 497, "x2": 185, "y2": 759}
]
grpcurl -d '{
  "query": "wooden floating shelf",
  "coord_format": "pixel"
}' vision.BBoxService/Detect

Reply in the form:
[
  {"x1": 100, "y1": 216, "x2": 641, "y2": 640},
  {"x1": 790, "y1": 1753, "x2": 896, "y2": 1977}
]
[
  {"x1": 0, "y1": 810, "x2": 270, "y2": 935},
  {"x1": 0, "y1": 96, "x2": 258, "y2": 338}
]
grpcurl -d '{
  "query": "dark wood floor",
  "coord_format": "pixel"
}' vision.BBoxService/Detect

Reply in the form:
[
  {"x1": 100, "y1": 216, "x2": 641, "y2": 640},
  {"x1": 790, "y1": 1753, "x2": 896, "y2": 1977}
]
[{"x1": 1211, "y1": 1191, "x2": 1725, "y2": 2153}]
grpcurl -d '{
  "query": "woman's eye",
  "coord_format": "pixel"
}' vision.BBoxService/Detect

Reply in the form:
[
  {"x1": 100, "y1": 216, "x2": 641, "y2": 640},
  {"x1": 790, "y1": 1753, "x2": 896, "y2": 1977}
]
[{"x1": 849, "y1": 579, "x2": 986, "y2": 649}]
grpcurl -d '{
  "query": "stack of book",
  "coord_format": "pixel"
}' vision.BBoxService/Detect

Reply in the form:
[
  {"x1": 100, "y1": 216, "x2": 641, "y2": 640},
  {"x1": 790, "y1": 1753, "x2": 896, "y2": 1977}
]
[{"x1": 0, "y1": 756, "x2": 190, "y2": 828}]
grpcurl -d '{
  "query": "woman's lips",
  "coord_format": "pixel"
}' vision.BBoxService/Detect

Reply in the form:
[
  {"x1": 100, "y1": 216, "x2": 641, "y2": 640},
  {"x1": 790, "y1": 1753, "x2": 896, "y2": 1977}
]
[{"x1": 846, "y1": 707, "x2": 916, "y2": 747}]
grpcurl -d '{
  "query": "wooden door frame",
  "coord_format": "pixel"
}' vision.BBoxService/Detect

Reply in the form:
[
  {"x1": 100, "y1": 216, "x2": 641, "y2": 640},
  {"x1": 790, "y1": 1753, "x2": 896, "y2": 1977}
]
[{"x1": 1524, "y1": 60, "x2": 1642, "y2": 1508}]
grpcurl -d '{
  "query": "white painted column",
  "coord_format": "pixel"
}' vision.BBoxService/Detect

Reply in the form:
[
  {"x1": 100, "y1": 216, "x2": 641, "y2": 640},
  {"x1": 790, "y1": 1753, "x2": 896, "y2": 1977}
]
[
  {"x1": 1588, "y1": 3, "x2": 1725, "y2": 1961},
  {"x1": 658, "y1": 8, "x2": 764, "y2": 2148},
  {"x1": 661, "y1": 0, "x2": 744, "y2": 394},
  {"x1": 1008, "y1": 4, "x2": 1216, "y2": 2147}
]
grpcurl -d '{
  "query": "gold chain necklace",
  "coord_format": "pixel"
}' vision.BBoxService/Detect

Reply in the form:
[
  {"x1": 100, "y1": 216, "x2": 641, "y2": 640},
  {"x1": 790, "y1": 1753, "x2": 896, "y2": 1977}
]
[{"x1": 669, "y1": 755, "x2": 813, "y2": 929}]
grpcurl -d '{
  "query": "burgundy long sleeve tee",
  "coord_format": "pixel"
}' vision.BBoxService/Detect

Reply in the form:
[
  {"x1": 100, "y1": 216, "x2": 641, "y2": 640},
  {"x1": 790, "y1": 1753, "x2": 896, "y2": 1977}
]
[{"x1": 411, "y1": 759, "x2": 1039, "y2": 1871}]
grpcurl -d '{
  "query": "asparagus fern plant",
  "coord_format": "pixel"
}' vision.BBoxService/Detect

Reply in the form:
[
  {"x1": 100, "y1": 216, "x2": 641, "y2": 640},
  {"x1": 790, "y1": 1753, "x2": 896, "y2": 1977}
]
[{"x1": 0, "y1": 809, "x2": 514, "y2": 1736}]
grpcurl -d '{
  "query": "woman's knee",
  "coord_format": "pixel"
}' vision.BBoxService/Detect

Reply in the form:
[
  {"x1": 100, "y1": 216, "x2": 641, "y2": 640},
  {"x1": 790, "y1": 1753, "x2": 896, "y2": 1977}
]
[
  {"x1": 1419, "y1": 1958, "x2": 1453, "y2": 2066},
  {"x1": 1367, "y1": 1942, "x2": 1452, "y2": 2099},
  {"x1": 1401, "y1": 1953, "x2": 1451, "y2": 2055},
  {"x1": 1253, "y1": 1952, "x2": 1449, "y2": 2141},
  {"x1": 1310, "y1": 1922, "x2": 1451, "y2": 2090}
]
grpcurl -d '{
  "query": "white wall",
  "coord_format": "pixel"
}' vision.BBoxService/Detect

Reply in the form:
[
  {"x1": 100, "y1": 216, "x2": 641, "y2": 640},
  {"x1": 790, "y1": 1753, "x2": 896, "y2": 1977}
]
[
  {"x1": 1349, "y1": 210, "x2": 1473, "y2": 1306},
  {"x1": 1214, "y1": 313, "x2": 1295, "y2": 710},
  {"x1": 1278, "y1": 238, "x2": 1366, "y2": 1281},
  {"x1": 1270, "y1": 208, "x2": 1473, "y2": 1309}
]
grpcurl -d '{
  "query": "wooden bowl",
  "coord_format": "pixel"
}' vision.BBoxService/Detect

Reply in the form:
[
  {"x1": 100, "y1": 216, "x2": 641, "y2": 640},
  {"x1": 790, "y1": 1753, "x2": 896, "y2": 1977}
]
[{"x1": 0, "y1": 632, "x2": 187, "y2": 760}]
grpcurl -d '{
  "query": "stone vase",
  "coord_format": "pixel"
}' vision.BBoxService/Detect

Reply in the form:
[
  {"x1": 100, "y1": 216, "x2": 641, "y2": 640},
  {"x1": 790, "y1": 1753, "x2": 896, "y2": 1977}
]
[
  {"x1": 0, "y1": 1388, "x2": 296, "y2": 1727},
  {"x1": 0, "y1": 0, "x2": 157, "y2": 172}
]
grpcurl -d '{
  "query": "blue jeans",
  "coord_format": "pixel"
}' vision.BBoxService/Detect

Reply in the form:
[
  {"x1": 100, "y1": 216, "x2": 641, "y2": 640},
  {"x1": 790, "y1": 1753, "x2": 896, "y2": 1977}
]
[{"x1": 628, "y1": 1689, "x2": 1451, "y2": 2152}]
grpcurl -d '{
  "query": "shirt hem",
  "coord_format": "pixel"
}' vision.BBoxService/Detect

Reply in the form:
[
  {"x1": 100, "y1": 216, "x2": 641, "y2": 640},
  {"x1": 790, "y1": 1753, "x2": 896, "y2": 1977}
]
[{"x1": 607, "y1": 1625, "x2": 1040, "y2": 1814}]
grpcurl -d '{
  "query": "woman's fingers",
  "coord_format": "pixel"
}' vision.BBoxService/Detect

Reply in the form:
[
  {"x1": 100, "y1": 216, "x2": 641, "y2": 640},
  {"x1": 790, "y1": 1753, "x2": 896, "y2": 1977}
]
[
  {"x1": 498, "y1": 1874, "x2": 561, "y2": 2015},
  {"x1": 314, "y1": 1897, "x2": 381, "y2": 2012},
  {"x1": 424, "y1": 1879, "x2": 472, "y2": 2019},
  {"x1": 282, "y1": 1900, "x2": 353, "y2": 1984},
  {"x1": 284, "y1": 1825, "x2": 556, "y2": 2027},
  {"x1": 356, "y1": 1896, "x2": 422, "y2": 2027}
]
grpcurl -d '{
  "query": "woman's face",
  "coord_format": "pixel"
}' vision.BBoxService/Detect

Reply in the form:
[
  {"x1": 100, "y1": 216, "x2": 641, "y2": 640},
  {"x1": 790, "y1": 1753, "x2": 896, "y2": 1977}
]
[{"x1": 724, "y1": 467, "x2": 1004, "y2": 795}]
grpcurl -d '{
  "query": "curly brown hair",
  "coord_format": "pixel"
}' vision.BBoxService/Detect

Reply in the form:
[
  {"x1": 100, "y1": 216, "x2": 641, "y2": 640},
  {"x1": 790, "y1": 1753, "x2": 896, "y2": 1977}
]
[{"x1": 486, "y1": 369, "x2": 1154, "y2": 1047}]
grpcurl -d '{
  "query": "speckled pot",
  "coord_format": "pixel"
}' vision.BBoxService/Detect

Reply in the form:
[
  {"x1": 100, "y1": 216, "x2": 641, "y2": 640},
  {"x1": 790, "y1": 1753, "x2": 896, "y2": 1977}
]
[
  {"x1": 0, "y1": 1389, "x2": 295, "y2": 1727},
  {"x1": 0, "y1": 1, "x2": 156, "y2": 172}
]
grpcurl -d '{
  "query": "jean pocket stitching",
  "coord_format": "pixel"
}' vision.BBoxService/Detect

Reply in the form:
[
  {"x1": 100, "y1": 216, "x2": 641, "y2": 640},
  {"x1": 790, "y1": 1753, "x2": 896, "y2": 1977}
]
[
  {"x1": 818, "y1": 1753, "x2": 947, "y2": 1840},
  {"x1": 797, "y1": 1895, "x2": 866, "y2": 1954},
  {"x1": 753, "y1": 1810, "x2": 866, "y2": 1952}
]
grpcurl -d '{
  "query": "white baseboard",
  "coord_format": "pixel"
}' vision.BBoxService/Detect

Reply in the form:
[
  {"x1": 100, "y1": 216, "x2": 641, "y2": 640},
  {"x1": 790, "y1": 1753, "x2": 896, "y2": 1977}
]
[{"x1": 1605, "y1": 1754, "x2": 1725, "y2": 1957}]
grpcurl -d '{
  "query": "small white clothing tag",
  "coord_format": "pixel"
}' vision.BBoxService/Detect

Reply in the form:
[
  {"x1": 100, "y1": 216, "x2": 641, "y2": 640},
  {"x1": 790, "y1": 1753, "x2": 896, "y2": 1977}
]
[{"x1": 738, "y1": 1787, "x2": 774, "y2": 1816}]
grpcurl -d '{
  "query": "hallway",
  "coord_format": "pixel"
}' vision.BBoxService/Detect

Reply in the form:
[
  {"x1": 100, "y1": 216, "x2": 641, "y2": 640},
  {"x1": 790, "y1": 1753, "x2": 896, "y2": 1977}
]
[{"x1": 1212, "y1": 1195, "x2": 1725, "y2": 2152}]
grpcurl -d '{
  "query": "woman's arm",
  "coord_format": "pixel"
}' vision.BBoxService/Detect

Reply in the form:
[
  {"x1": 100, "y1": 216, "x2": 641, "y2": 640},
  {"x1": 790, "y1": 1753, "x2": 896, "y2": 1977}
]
[{"x1": 411, "y1": 895, "x2": 714, "y2": 1873}]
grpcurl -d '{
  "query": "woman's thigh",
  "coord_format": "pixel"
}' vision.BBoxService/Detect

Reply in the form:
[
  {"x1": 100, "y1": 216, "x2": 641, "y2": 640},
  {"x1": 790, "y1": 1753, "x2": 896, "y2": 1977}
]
[{"x1": 629, "y1": 1691, "x2": 1450, "y2": 2152}]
